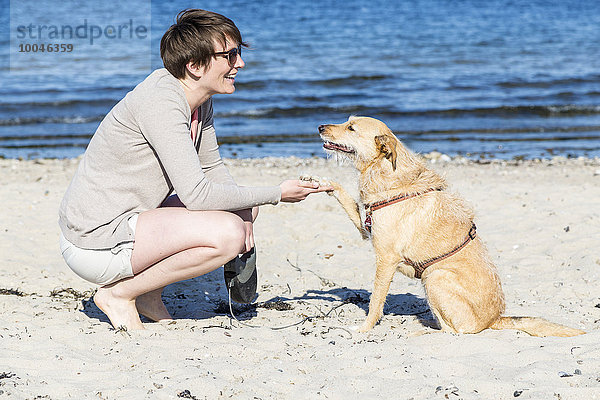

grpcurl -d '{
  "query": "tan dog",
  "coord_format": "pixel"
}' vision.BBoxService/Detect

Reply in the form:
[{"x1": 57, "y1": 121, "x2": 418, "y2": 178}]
[{"x1": 317, "y1": 116, "x2": 585, "y2": 336}]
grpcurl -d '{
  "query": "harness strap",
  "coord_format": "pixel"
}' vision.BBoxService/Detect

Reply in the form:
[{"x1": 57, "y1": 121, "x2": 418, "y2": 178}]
[
  {"x1": 364, "y1": 188, "x2": 440, "y2": 234},
  {"x1": 362, "y1": 187, "x2": 476, "y2": 279},
  {"x1": 404, "y1": 223, "x2": 477, "y2": 279},
  {"x1": 369, "y1": 187, "x2": 439, "y2": 212}
]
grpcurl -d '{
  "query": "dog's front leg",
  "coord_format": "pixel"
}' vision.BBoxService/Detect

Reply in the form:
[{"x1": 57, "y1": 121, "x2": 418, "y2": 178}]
[
  {"x1": 327, "y1": 181, "x2": 369, "y2": 240},
  {"x1": 358, "y1": 254, "x2": 397, "y2": 332}
]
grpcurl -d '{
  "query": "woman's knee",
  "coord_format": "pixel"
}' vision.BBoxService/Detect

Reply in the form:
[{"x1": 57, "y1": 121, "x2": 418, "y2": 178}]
[{"x1": 215, "y1": 215, "x2": 246, "y2": 257}]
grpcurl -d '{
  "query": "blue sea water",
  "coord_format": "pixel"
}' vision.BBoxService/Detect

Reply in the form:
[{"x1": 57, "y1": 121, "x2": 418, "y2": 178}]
[{"x1": 1, "y1": 0, "x2": 599, "y2": 159}]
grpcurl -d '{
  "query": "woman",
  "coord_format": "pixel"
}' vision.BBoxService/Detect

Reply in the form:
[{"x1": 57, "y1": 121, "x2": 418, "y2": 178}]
[{"x1": 58, "y1": 9, "x2": 330, "y2": 330}]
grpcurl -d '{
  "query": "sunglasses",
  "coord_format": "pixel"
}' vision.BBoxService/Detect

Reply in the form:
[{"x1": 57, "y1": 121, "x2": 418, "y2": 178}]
[{"x1": 213, "y1": 45, "x2": 242, "y2": 67}]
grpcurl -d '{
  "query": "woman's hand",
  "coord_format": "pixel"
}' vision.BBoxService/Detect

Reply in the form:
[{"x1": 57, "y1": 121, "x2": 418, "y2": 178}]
[{"x1": 279, "y1": 179, "x2": 333, "y2": 203}]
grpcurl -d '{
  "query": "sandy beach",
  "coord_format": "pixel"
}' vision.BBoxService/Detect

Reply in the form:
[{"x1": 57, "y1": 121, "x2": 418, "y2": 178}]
[{"x1": 1, "y1": 155, "x2": 599, "y2": 400}]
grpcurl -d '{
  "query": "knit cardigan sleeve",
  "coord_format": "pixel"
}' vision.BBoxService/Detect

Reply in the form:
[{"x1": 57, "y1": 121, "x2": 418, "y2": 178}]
[{"x1": 134, "y1": 82, "x2": 280, "y2": 211}]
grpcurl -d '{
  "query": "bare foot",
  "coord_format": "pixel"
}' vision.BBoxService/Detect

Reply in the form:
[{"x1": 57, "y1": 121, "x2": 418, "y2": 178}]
[
  {"x1": 94, "y1": 286, "x2": 144, "y2": 330},
  {"x1": 135, "y1": 290, "x2": 172, "y2": 322}
]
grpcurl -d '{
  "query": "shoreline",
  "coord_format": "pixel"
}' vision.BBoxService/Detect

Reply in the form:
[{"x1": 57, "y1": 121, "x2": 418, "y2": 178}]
[{"x1": 2, "y1": 150, "x2": 600, "y2": 166}]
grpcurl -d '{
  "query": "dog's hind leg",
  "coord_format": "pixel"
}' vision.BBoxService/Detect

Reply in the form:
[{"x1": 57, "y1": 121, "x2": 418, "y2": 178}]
[
  {"x1": 327, "y1": 181, "x2": 369, "y2": 239},
  {"x1": 423, "y1": 269, "x2": 488, "y2": 334},
  {"x1": 357, "y1": 255, "x2": 398, "y2": 332}
]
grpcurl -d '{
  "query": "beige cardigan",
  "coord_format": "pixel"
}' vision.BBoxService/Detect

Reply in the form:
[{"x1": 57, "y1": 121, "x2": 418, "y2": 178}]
[{"x1": 59, "y1": 69, "x2": 281, "y2": 249}]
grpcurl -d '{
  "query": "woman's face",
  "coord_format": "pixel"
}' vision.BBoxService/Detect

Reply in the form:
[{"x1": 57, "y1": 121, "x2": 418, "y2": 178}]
[{"x1": 202, "y1": 39, "x2": 245, "y2": 95}]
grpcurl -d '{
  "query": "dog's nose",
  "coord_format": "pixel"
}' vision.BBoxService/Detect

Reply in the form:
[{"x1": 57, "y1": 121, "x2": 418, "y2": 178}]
[{"x1": 318, "y1": 125, "x2": 326, "y2": 133}]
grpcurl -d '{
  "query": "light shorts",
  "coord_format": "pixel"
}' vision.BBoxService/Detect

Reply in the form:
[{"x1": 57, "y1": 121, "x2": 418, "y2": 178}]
[{"x1": 59, "y1": 214, "x2": 138, "y2": 286}]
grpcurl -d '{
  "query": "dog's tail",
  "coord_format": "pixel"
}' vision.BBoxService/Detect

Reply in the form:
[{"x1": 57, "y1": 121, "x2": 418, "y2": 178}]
[{"x1": 490, "y1": 316, "x2": 585, "y2": 337}]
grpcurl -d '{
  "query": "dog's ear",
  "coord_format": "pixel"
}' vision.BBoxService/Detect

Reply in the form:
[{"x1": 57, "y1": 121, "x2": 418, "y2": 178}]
[{"x1": 374, "y1": 135, "x2": 397, "y2": 170}]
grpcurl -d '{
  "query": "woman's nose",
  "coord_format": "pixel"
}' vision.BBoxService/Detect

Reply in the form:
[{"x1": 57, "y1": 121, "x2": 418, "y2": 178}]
[{"x1": 235, "y1": 54, "x2": 245, "y2": 69}]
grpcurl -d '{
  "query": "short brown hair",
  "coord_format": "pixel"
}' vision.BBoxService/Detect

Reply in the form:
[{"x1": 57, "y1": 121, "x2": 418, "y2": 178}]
[{"x1": 160, "y1": 9, "x2": 248, "y2": 79}]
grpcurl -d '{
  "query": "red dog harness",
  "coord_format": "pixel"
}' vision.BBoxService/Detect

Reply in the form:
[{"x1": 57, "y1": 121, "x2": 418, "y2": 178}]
[
  {"x1": 405, "y1": 223, "x2": 477, "y2": 278},
  {"x1": 364, "y1": 188, "x2": 477, "y2": 279},
  {"x1": 364, "y1": 188, "x2": 440, "y2": 233}
]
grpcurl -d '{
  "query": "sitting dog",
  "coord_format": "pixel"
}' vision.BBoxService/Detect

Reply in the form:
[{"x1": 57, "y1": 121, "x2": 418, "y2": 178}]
[{"x1": 317, "y1": 116, "x2": 585, "y2": 336}]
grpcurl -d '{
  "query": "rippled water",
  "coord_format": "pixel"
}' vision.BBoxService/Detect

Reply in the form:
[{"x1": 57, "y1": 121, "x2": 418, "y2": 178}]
[{"x1": 1, "y1": 0, "x2": 599, "y2": 159}]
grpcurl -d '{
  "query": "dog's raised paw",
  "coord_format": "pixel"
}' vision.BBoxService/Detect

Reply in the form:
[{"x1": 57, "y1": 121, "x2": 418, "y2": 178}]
[
  {"x1": 299, "y1": 175, "x2": 336, "y2": 192},
  {"x1": 299, "y1": 174, "x2": 327, "y2": 184},
  {"x1": 299, "y1": 174, "x2": 314, "y2": 182}
]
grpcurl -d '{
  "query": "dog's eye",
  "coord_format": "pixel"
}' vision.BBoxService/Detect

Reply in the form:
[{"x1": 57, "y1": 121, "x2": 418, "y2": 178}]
[{"x1": 347, "y1": 125, "x2": 355, "y2": 132}]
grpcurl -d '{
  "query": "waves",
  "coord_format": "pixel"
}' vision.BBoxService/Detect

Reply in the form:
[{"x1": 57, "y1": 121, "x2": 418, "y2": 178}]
[
  {"x1": 233, "y1": 73, "x2": 600, "y2": 93},
  {"x1": 0, "y1": 98, "x2": 117, "y2": 109},
  {"x1": 496, "y1": 74, "x2": 600, "y2": 89},
  {"x1": 6, "y1": 124, "x2": 598, "y2": 145},
  {"x1": 1, "y1": 72, "x2": 599, "y2": 159},
  {"x1": 416, "y1": 104, "x2": 600, "y2": 117},
  {"x1": 237, "y1": 73, "x2": 600, "y2": 91},
  {"x1": 1, "y1": 103, "x2": 599, "y2": 128},
  {"x1": 217, "y1": 129, "x2": 600, "y2": 145},
  {"x1": 1, "y1": 68, "x2": 599, "y2": 129},
  {"x1": 0, "y1": 116, "x2": 102, "y2": 126},
  {"x1": 216, "y1": 104, "x2": 600, "y2": 119},
  {"x1": 235, "y1": 74, "x2": 389, "y2": 90}
]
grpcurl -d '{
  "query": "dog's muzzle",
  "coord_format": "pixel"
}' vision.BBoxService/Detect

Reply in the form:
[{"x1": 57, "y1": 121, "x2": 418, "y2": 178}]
[{"x1": 322, "y1": 140, "x2": 355, "y2": 154}]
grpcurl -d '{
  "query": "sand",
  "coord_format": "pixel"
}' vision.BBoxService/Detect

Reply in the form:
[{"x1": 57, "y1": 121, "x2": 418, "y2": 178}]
[{"x1": 1, "y1": 155, "x2": 599, "y2": 399}]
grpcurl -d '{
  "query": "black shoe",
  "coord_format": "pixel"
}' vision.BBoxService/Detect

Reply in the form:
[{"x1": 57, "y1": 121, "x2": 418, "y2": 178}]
[{"x1": 223, "y1": 247, "x2": 257, "y2": 304}]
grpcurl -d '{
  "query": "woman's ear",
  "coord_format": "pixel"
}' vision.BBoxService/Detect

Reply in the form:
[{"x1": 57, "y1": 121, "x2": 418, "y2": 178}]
[
  {"x1": 185, "y1": 61, "x2": 204, "y2": 79},
  {"x1": 374, "y1": 135, "x2": 397, "y2": 170}
]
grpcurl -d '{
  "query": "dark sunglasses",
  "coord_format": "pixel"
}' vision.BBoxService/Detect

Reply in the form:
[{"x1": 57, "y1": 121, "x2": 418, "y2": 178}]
[{"x1": 213, "y1": 45, "x2": 242, "y2": 67}]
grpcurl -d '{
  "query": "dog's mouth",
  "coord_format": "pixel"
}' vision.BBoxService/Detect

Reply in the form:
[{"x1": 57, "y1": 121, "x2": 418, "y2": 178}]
[{"x1": 322, "y1": 141, "x2": 355, "y2": 154}]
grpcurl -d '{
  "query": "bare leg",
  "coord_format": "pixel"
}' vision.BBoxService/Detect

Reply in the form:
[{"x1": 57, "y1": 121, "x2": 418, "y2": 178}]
[
  {"x1": 135, "y1": 288, "x2": 172, "y2": 322},
  {"x1": 131, "y1": 205, "x2": 259, "y2": 323},
  {"x1": 94, "y1": 208, "x2": 249, "y2": 330}
]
